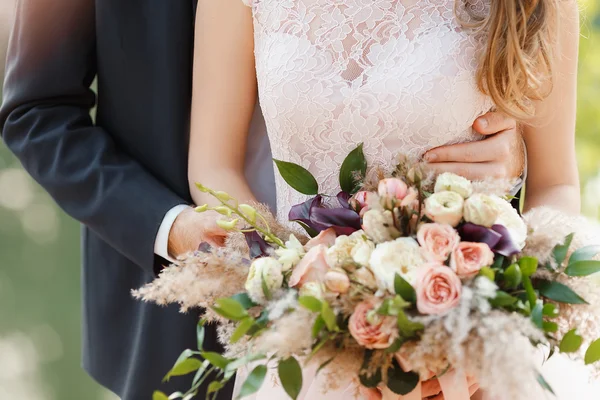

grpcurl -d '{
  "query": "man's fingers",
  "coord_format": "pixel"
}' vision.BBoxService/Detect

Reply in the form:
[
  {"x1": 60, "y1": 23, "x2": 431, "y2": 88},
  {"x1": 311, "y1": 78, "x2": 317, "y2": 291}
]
[
  {"x1": 473, "y1": 111, "x2": 517, "y2": 136},
  {"x1": 424, "y1": 162, "x2": 507, "y2": 181}
]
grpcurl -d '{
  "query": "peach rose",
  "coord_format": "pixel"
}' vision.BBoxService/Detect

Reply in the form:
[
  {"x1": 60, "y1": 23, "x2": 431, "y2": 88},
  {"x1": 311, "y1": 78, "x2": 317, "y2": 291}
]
[
  {"x1": 349, "y1": 300, "x2": 397, "y2": 349},
  {"x1": 450, "y1": 242, "x2": 495, "y2": 278},
  {"x1": 417, "y1": 223, "x2": 460, "y2": 262},
  {"x1": 289, "y1": 244, "x2": 330, "y2": 288},
  {"x1": 324, "y1": 270, "x2": 350, "y2": 293},
  {"x1": 304, "y1": 227, "x2": 337, "y2": 250},
  {"x1": 378, "y1": 178, "x2": 408, "y2": 209},
  {"x1": 415, "y1": 264, "x2": 462, "y2": 315}
]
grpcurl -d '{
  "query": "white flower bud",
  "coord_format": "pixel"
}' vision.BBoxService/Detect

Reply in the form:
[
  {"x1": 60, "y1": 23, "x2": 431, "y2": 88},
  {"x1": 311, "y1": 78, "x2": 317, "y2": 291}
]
[
  {"x1": 434, "y1": 172, "x2": 473, "y2": 199},
  {"x1": 244, "y1": 257, "x2": 283, "y2": 304},
  {"x1": 463, "y1": 193, "x2": 500, "y2": 227}
]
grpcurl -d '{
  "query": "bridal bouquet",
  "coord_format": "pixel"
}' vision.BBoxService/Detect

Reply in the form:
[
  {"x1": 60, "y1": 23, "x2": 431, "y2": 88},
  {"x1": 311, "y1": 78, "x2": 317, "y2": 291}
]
[{"x1": 136, "y1": 145, "x2": 600, "y2": 400}]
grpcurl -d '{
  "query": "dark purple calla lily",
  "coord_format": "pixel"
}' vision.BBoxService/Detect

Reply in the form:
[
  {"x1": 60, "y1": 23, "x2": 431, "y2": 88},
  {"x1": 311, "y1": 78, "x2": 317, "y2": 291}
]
[
  {"x1": 244, "y1": 230, "x2": 272, "y2": 259},
  {"x1": 458, "y1": 223, "x2": 520, "y2": 257},
  {"x1": 289, "y1": 194, "x2": 361, "y2": 236},
  {"x1": 337, "y1": 191, "x2": 352, "y2": 209}
]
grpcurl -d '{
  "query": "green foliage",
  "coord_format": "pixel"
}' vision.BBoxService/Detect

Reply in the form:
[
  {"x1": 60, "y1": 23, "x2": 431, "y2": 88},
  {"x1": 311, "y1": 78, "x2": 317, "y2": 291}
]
[
  {"x1": 394, "y1": 273, "x2": 416, "y2": 303},
  {"x1": 537, "y1": 280, "x2": 588, "y2": 304},
  {"x1": 339, "y1": 143, "x2": 368, "y2": 194},
  {"x1": 278, "y1": 357, "x2": 303, "y2": 400},
  {"x1": 560, "y1": 329, "x2": 584, "y2": 353},
  {"x1": 273, "y1": 159, "x2": 319, "y2": 195},
  {"x1": 238, "y1": 365, "x2": 268, "y2": 398}
]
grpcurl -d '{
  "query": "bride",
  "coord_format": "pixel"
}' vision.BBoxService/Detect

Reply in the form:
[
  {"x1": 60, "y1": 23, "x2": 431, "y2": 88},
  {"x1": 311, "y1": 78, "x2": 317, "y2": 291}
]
[{"x1": 186, "y1": 0, "x2": 589, "y2": 398}]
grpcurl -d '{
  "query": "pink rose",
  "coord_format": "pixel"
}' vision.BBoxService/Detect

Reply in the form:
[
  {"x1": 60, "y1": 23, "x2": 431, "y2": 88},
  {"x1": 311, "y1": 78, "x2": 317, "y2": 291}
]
[
  {"x1": 450, "y1": 242, "x2": 495, "y2": 278},
  {"x1": 349, "y1": 300, "x2": 397, "y2": 349},
  {"x1": 417, "y1": 223, "x2": 460, "y2": 262},
  {"x1": 415, "y1": 264, "x2": 462, "y2": 315},
  {"x1": 400, "y1": 187, "x2": 419, "y2": 208},
  {"x1": 304, "y1": 228, "x2": 337, "y2": 250},
  {"x1": 324, "y1": 270, "x2": 350, "y2": 293},
  {"x1": 378, "y1": 178, "x2": 408, "y2": 209},
  {"x1": 351, "y1": 191, "x2": 378, "y2": 217},
  {"x1": 289, "y1": 244, "x2": 330, "y2": 288}
]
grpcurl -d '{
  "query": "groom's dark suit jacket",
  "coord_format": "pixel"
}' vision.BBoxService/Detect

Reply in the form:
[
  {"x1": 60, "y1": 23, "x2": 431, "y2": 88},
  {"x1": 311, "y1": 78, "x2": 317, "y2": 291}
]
[{"x1": 0, "y1": 1, "x2": 271, "y2": 399}]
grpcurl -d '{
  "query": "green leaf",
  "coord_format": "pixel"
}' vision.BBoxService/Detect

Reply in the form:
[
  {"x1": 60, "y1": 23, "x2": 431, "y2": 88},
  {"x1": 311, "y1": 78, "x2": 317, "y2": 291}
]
[
  {"x1": 585, "y1": 338, "x2": 600, "y2": 365},
  {"x1": 273, "y1": 159, "x2": 319, "y2": 195},
  {"x1": 153, "y1": 391, "x2": 169, "y2": 400},
  {"x1": 565, "y1": 260, "x2": 600, "y2": 277},
  {"x1": 298, "y1": 295, "x2": 322, "y2": 312},
  {"x1": 213, "y1": 298, "x2": 249, "y2": 321},
  {"x1": 167, "y1": 392, "x2": 185, "y2": 399},
  {"x1": 397, "y1": 310, "x2": 424, "y2": 338},
  {"x1": 293, "y1": 220, "x2": 319, "y2": 238},
  {"x1": 537, "y1": 373, "x2": 555, "y2": 395},
  {"x1": 261, "y1": 273, "x2": 272, "y2": 301},
  {"x1": 478, "y1": 267, "x2": 495, "y2": 282},
  {"x1": 201, "y1": 351, "x2": 231, "y2": 369},
  {"x1": 559, "y1": 329, "x2": 583, "y2": 353},
  {"x1": 339, "y1": 143, "x2": 368, "y2": 194},
  {"x1": 489, "y1": 291, "x2": 518, "y2": 308},
  {"x1": 208, "y1": 381, "x2": 224, "y2": 394},
  {"x1": 316, "y1": 357, "x2": 336, "y2": 376},
  {"x1": 231, "y1": 317, "x2": 255, "y2": 343},
  {"x1": 226, "y1": 353, "x2": 267, "y2": 373},
  {"x1": 491, "y1": 255, "x2": 505, "y2": 270},
  {"x1": 165, "y1": 358, "x2": 203, "y2": 381},
  {"x1": 394, "y1": 273, "x2": 416, "y2": 303},
  {"x1": 543, "y1": 321, "x2": 559, "y2": 333},
  {"x1": 230, "y1": 293, "x2": 258, "y2": 310},
  {"x1": 359, "y1": 351, "x2": 382, "y2": 388},
  {"x1": 238, "y1": 365, "x2": 268, "y2": 398},
  {"x1": 553, "y1": 233, "x2": 575, "y2": 267},
  {"x1": 537, "y1": 280, "x2": 588, "y2": 304},
  {"x1": 197, "y1": 320, "x2": 206, "y2": 351},
  {"x1": 504, "y1": 264, "x2": 522, "y2": 289},
  {"x1": 385, "y1": 338, "x2": 405, "y2": 354},
  {"x1": 531, "y1": 302, "x2": 543, "y2": 329},
  {"x1": 542, "y1": 303, "x2": 559, "y2": 318},
  {"x1": 569, "y1": 245, "x2": 600, "y2": 264},
  {"x1": 164, "y1": 349, "x2": 196, "y2": 381},
  {"x1": 312, "y1": 315, "x2": 326, "y2": 338},
  {"x1": 278, "y1": 357, "x2": 303, "y2": 400},
  {"x1": 386, "y1": 358, "x2": 420, "y2": 395},
  {"x1": 192, "y1": 360, "x2": 211, "y2": 386},
  {"x1": 321, "y1": 301, "x2": 338, "y2": 331},
  {"x1": 519, "y1": 257, "x2": 539, "y2": 277}
]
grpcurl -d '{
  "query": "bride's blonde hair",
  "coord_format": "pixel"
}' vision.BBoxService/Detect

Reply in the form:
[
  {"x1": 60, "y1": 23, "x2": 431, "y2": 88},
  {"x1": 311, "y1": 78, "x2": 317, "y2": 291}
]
[{"x1": 460, "y1": 0, "x2": 559, "y2": 120}]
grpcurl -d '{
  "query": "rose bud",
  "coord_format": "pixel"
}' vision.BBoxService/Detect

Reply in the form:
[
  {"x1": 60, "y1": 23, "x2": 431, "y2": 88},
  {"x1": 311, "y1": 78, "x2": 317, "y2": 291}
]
[
  {"x1": 378, "y1": 178, "x2": 408, "y2": 209},
  {"x1": 324, "y1": 270, "x2": 351, "y2": 294}
]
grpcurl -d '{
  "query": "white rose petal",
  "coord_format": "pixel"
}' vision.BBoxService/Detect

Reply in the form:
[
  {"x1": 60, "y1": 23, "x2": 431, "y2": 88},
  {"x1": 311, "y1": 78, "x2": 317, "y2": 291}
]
[
  {"x1": 434, "y1": 172, "x2": 473, "y2": 198},
  {"x1": 298, "y1": 281, "x2": 325, "y2": 300},
  {"x1": 275, "y1": 234, "x2": 305, "y2": 271},
  {"x1": 245, "y1": 257, "x2": 283, "y2": 304},
  {"x1": 368, "y1": 238, "x2": 428, "y2": 293},
  {"x1": 351, "y1": 237, "x2": 376, "y2": 266},
  {"x1": 463, "y1": 193, "x2": 500, "y2": 227},
  {"x1": 362, "y1": 209, "x2": 400, "y2": 243},
  {"x1": 490, "y1": 196, "x2": 528, "y2": 249},
  {"x1": 425, "y1": 191, "x2": 464, "y2": 227}
]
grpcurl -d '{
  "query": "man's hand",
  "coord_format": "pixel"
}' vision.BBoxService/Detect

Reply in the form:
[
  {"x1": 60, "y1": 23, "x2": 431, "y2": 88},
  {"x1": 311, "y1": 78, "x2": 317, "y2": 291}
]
[
  {"x1": 423, "y1": 111, "x2": 525, "y2": 181},
  {"x1": 167, "y1": 208, "x2": 228, "y2": 258}
]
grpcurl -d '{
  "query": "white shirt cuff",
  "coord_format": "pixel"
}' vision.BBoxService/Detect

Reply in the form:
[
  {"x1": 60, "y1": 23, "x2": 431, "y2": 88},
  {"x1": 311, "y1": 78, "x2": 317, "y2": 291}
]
[{"x1": 154, "y1": 204, "x2": 192, "y2": 263}]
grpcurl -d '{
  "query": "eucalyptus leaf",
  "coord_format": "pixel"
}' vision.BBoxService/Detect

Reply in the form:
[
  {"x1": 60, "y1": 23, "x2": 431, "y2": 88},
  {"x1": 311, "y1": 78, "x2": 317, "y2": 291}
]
[
  {"x1": 569, "y1": 245, "x2": 600, "y2": 264},
  {"x1": 537, "y1": 280, "x2": 588, "y2": 304},
  {"x1": 273, "y1": 159, "x2": 319, "y2": 195},
  {"x1": 339, "y1": 143, "x2": 368, "y2": 194},
  {"x1": 153, "y1": 391, "x2": 169, "y2": 400},
  {"x1": 394, "y1": 273, "x2": 416, "y2": 303},
  {"x1": 238, "y1": 365, "x2": 268, "y2": 398},
  {"x1": 585, "y1": 338, "x2": 600, "y2": 365},
  {"x1": 559, "y1": 329, "x2": 583, "y2": 353},
  {"x1": 553, "y1": 233, "x2": 575, "y2": 267},
  {"x1": 298, "y1": 295, "x2": 322, "y2": 313},
  {"x1": 321, "y1": 301, "x2": 338, "y2": 331},
  {"x1": 564, "y1": 260, "x2": 600, "y2": 277},
  {"x1": 387, "y1": 358, "x2": 420, "y2": 395},
  {"x1": 201, "y1": 351, "x2": 231, "y2": 369},
  {"x1": 519, "y1": 257, "x2": 539, "y2": 277},
  {"x1": 231, "y1": 317, "x2": 255, "y2": 343},
  {"x1": 278, "y1": 357, "x2": 303, "y2": 400}
]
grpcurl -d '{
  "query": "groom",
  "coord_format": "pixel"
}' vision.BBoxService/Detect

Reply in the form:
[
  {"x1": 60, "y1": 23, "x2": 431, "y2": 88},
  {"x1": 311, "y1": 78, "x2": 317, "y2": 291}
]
[{"x1": 0, "y1": 1, "x2": 525, "y2": 399}]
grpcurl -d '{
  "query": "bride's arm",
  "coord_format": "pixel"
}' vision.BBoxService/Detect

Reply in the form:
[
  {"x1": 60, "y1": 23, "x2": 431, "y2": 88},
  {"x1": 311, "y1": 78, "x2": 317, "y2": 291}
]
[
  {"x1": 522, "y1": 0, "x2": 580, "y2": 214},
  {"x1": 188, "y1": 0, "x2": 257, "y2": 207}
]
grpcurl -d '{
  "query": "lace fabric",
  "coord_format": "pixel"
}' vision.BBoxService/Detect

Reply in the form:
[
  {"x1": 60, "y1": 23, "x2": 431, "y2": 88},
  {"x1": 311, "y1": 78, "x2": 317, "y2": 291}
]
[{"x1": 243, "y1": 0, "x2": 494, "y2": 225}]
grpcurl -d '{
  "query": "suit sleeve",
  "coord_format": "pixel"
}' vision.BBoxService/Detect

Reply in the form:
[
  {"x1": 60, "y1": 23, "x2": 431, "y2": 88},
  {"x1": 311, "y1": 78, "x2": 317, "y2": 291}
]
[{"x1": 0, "y1": 0, "x2": 185, "y2": 273}]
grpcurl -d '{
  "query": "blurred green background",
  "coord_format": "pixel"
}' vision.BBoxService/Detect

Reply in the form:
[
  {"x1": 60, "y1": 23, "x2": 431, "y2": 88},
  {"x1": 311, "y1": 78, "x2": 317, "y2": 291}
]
[{"x1": 0, "y1": 1, "x2": 599, "y2": 399}]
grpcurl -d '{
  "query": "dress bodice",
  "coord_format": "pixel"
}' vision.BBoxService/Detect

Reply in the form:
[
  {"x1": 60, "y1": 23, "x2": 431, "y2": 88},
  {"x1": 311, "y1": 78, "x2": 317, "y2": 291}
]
[{"x1": 243, "y1": 0, "x2": 494, "y2": 222}]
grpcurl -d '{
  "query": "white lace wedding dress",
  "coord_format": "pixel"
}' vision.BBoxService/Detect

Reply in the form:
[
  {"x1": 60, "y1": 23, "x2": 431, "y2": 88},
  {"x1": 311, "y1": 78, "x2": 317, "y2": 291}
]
[{"x1": 232, "y1": 0, "x2": 599, "y2": 398}]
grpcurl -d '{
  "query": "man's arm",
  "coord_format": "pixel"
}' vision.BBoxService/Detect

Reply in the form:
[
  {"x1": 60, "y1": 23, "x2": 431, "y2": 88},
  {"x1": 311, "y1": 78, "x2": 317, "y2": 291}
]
[{"x1": 0, "y1": 0, "x2": 184, "y2": 272}]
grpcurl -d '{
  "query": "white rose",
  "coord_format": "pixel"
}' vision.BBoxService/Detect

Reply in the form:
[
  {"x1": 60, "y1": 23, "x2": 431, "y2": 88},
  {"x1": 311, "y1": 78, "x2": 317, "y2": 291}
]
[
  {"x1": 434, "y1": 172, "x2": 473, "y2": 199},
  {"x1": 244, "y1": 257, "x2": 284, "y2": 304},
  {"x1": 490, "y1": 196, "x2": 528, "y2": 249},
  {"x1": 299, "y1": 281, "x2": 325, "y2": 300},
  {"x1": 275, "y1": 234, "x2": 305, "y2": 271},
  {"x1": 351, "y1": 236, "x2": 376, "y2": 266},
  {"x1": 325, "y1": 230, "x2": 370, "y2": 268},
  {"x1": 352, "y1": 267, "x2": 378, "y2": 290},
  {"x1": 362, "y1": 209, "x2": 401, "y2": 244},
  {"x1": 425, "y1": 191, "x2": 464, "y2": 227},
  {"x1": 368, "y1": 238, "x2": 428, "y2": 293},
  {"x1": 463, "y1": 193, "x2": 500, "y2": 227}
]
